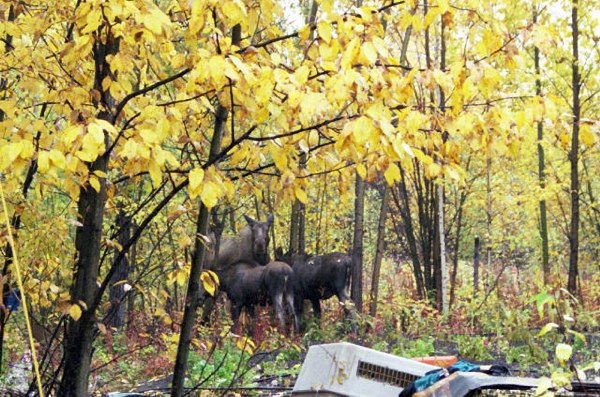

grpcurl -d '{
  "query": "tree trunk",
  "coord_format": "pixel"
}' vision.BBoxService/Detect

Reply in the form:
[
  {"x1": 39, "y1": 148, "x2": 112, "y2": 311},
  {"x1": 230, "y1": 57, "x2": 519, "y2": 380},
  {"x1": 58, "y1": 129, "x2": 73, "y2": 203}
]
[
  {"x1": 568, "y1": 0, "x2": 580, "y2": 295},
  {"x1": 448, "y1": 188, "x2": 465, "y2": 309},
  {"x1": 437, "y1": 12, "x2": 448, "y2": 316},
  {"x1": 392, "y1": 167, "x2": 425, "y2": 299},
  {"x1": 315, "y1": 175, "x2": 327, "y2": 255},
  {"x1": 171, "y1": 103, "x2": 228, "y2": 397},
  {"x1": 59, "y1": 152, "x2": 110, "y2": 396},
  {"x1": 59, "y1": 25, "x2": 120, "y2": 396},
  {"x1": 351, "y1": 172, "x2": 365, "y2": 313},
  {"x1": 369, "y1": 184, "x2": 389, "y2": 317},
  {"x1": 288, "y1": 2, "x2": 318, "y2": 257},
  {"x1": 486, "y1": 154, "x2": 492, "y2": 293},
  {"x1": 127, "y1": 221, "x2": 138, "y2": 327},
  {"x1": 437, "y1": 183, "x2": 448, "y2": 315},
  {"x1": 105, "y1": 207, "x2": 132, "y2": 329},
  {"x1": 289, "y1": 202, "x2": 300, "y2": 255},
  {"x1": 534, "y1": 8, "x2": 550, "y2": 286},
  {"x1": 473, "y1": 236, "x2": 481, "y2": 296}
]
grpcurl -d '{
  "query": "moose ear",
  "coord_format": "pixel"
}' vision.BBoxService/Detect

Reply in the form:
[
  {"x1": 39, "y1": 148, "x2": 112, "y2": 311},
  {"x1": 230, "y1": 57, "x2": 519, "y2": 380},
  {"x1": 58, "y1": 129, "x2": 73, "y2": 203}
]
[
  {"x1": 243, "y1": 214, "x2": 255, "y2": 225},
  {"x1": 266, "y1": 213, "x2": 274, "y2": 225}
]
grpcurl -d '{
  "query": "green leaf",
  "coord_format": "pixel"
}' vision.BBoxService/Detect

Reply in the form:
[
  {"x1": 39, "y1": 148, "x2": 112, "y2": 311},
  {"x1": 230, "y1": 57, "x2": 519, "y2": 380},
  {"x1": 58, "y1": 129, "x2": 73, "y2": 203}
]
[
  {"x1": 532, "y1": 292, "x2": 554, "y2": 318},
  {"x1": 567, "y1": 329, "x2": 586, "y2": 344},
  {"x1": 536, "y1": 322, "x2": 558, "y2": 338}
]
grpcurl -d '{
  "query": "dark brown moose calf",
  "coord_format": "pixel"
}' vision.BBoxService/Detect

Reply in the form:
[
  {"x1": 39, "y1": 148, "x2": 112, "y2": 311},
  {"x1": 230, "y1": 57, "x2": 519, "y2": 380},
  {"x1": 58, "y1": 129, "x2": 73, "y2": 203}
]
[
  {"x1": 218, "y1": 260, "x2": 299, "y2": 334},
  {"x1": 284, "y1": 252, "x2": 353, "y2": 322},
  {"x1": 200, "y1": 214, "x2": 274, "y2": 324}
]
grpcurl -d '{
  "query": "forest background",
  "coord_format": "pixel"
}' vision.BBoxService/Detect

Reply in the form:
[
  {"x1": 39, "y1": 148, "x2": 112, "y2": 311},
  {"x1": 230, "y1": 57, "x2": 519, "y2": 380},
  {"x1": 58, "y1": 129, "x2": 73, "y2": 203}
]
[{"x1": 0, "y1": 0, "x2": 599, "y2": 395}]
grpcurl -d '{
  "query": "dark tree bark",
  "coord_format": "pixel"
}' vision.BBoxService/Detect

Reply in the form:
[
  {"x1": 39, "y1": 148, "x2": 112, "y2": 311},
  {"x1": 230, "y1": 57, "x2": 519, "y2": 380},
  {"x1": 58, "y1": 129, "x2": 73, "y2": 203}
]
[
  {"x1": 315, "y1": 175, "x2": 328, "y2": 255},
  {"x1": 369, "y1": 184, "x2": 389, "y2": 317},
  {"x1": 485, "y1": 154, "x2": 492, "y2": 294},
  {"x1": 59, "y1": 150, "x2": 110, "y2": 397},
  {"x1": 171, "y1": 18, "x2": 239, "y2": 395},
  {"x1": 448, "y1": 192, "x2": 463, "y2": 309},
  {"x1": 351, "y1": 172, "x2": 365, "y2": 312},
  {"x1": 568, "y1": 0, "x2": 580, "y2": 295},
  {"x1": 449, "y1": 179, "x2": 469, "y2": 309},
  {"x1": 171, "y1": 104, "x2": 228, "y2": 397},
  {"x1": 58, "y1": 24, "x2": 120, "y2": 395},
  {"x1": 289, "y1": 202, "x2": 300, "y2": 254},
  {"x1": 391, "y1": 167, "x2": 425, "y2": 299},
  {"x1": 288, "y1": 1, "x2": 318, "y2": 257},
  {"x1": 104, "y1": 206, "x2": 132, "y2": 329},
  {"x1": 534, "y1": 8, "x2": 550, "y2": 286},
  {"x1": 473, "y1": 236, "x2": 481, "y2": 296}
]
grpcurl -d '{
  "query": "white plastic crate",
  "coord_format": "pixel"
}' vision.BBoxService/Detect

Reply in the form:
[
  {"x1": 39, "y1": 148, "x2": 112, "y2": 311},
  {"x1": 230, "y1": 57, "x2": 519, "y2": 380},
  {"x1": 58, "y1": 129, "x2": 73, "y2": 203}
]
[{"x1": 292, "y1": 342, "x2": 440, "y2": 397}]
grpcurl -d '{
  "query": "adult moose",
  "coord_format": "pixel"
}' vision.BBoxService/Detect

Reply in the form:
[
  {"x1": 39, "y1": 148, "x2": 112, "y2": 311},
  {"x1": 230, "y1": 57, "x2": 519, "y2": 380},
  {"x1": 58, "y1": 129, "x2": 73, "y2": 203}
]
[
  {"x1": 199, "y1": 214, "x2": 274, "y2": 324},
  {"x1": 278, "y1": 250, "x2": 354, "y2": 326},
  {"x1": 207, "y1": 214, "x2": 274, "y2": 270},
  {"x1": 218, "y1": 260, "x2": 299, "y2": 333}
]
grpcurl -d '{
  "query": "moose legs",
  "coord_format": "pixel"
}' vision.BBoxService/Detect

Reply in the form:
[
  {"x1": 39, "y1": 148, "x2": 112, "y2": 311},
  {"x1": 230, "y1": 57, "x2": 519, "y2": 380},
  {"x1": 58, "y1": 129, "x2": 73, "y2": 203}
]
[{"x1": 230, "y1": 302, "x2": 256, "y2": 334}]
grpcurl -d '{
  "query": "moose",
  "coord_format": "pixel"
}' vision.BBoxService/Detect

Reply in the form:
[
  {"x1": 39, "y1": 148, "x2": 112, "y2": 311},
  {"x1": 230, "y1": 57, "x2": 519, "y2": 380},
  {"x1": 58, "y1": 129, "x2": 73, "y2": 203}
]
[
  {"x1": 206, "y1": 214, "x2": 274, "y2": 270},
  {"x1": 277, "y1": 250, "x2": 354, "y2": 324},
  {"x1": 217, "y1": 260, "x2": 299, "y2": 333},
  {"x1": 200, "y1": 213, "x2": 299, "y2": 333}
]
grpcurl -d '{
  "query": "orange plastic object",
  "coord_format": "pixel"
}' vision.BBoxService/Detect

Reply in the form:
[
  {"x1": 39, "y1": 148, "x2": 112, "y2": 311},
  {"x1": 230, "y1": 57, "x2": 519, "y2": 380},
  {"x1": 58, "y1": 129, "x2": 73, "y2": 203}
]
[{"x1": 411, "y1": 356, "x2": 458, "y2": 368}]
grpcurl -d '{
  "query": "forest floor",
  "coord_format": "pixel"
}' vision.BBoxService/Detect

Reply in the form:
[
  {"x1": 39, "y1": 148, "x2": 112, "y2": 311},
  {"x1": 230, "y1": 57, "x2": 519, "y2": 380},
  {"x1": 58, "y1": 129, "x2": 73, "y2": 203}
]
[{"x1": 106, "y1": 327, "x2": 600, "y2": 396}]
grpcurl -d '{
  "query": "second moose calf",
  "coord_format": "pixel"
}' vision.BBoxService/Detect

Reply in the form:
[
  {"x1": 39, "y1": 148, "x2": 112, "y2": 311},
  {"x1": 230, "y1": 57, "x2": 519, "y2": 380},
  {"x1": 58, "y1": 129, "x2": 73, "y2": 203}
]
[{"x1": 218, "y1": 260, "x2": 299, "y2": 334}]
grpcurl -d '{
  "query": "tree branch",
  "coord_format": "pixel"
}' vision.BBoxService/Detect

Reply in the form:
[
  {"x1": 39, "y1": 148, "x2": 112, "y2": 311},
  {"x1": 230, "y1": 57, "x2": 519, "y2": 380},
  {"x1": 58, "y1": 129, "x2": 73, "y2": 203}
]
[{"x1": 111, "y1": 68, "x2": 192, "y2": 124}]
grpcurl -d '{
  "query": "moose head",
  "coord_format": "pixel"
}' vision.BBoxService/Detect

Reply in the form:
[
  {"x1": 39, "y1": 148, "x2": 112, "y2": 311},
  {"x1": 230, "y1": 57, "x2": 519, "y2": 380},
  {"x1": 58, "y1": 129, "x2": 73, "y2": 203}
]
[{"x1": 244, "y1": 213, "x2": 274, "y2": 265}]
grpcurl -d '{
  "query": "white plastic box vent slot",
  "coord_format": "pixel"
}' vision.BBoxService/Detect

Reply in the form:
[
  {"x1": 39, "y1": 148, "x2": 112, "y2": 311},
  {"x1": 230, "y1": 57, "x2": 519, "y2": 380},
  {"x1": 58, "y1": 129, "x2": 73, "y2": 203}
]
[{"x1": 356, "y1": 360, "x2": 418, "y2": 388}]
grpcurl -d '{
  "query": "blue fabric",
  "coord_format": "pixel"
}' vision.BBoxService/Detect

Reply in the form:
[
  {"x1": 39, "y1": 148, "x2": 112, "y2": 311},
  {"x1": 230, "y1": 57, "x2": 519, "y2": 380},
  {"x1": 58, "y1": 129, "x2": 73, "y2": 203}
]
[
  {"x1": 399, "y1": 361, "x2": 482, "y2": 397},
  {"x1": 413, "y1": 369, "x2": 447, "y2": 391},
  {"x1": 448, "y1": 361, "x2": 481, "y2": 374},
  {"x1": 6, "y1": 289, "x2": 20, "y2": 311}
]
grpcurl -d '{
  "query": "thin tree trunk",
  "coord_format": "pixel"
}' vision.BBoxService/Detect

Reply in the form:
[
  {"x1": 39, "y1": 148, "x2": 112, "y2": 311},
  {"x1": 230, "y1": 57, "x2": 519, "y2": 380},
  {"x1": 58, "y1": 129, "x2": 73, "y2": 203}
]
[
  {"x1": 438, "y1": 183, "x2": 447, "y2": 315},
  {"x1": 486, "y1": 154, "x2": 492, "y2": 293},
  {"x1": 127, "y1": 220, "x2": 138, "y2": 326},
  {"x1": 104, "y1": 206, "x2": 132, "y2": 329},
  {"x1": 351, "y1": 172, "x2": 365, "y2": 313},
  {"x1": 448, "y1": 188, "x2": 465, "y2": 309},
  {"x1": 369, "y1": 185, "x2": 389, "y2": 317},
  {"x1": 171, "y1": 105, "x2": 228, "y2": 397},
  {"x1": 393, "y1": 168, "x2": 425, "y2": 298},
  {"x1": 289, "y1": 202, "x2": 300, "y2": 254},
  {"x1": 437, "y1": 12, "x2": 448, "y2": 316},
  {"x1": 534, "y1": 8, "x2": 550, "y2": 286},
  {"x1": 473, "y1": 236, "x2": 481, "y2": 296},
  {"x1": 315, "y1": 174, "x2": 327, "y2": 255},
  {"x1": 289, "y1": 1, "x2": 318, "y2": 256},
  {"x1": 568, "y1": 0, "x2": 580, "y2": 295}
]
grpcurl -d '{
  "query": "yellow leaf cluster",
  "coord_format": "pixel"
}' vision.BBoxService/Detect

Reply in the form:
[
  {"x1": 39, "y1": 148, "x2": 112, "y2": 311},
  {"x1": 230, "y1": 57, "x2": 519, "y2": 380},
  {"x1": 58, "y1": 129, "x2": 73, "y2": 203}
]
[{"x1": 200, "y1": 270, "x2": 220, "y2": 297}]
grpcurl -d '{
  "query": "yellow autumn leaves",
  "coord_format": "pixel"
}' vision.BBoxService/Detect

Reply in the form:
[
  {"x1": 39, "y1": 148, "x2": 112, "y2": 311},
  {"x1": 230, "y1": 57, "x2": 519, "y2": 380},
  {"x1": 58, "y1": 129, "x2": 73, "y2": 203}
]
[{"x1": 188, "y1": 167, "x2": 235, "y2": 210}]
